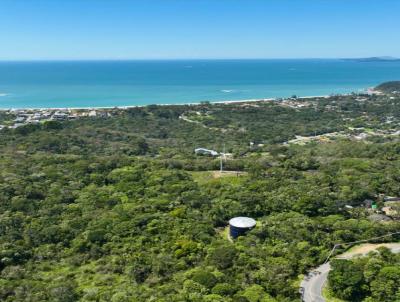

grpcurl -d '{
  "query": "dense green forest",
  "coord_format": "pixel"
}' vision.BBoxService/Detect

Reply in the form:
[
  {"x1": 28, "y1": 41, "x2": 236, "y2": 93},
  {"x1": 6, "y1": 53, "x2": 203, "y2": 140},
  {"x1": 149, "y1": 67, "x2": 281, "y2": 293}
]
[
  {"x1": 1, "y1": 93, "x2": 400, "y2": 301},
  {"x1": 328, "y1": 247, "x2": 400, "y2": 301}
]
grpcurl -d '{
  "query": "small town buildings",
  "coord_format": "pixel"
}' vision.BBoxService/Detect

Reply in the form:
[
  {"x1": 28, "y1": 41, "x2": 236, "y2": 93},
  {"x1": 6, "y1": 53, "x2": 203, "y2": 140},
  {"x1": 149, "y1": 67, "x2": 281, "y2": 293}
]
[
  {"x1": 383, "y1": 196, "x2": 400, "y2": 202},
  {"x1": 52, "y1": 112, "x2": 69, "y2": 120},
  {"x1": 363, "y1": 199, "x2": 377, "y2": 209},
  {"x1": 382, "y1": 206, "x2": 398, "y2": 217},
  {"x1": 88, "y1": 110, "x2": 97, "y2": 117},
  {"x1": 14, "y1": 117, "x2": 25, "y2": 123}
]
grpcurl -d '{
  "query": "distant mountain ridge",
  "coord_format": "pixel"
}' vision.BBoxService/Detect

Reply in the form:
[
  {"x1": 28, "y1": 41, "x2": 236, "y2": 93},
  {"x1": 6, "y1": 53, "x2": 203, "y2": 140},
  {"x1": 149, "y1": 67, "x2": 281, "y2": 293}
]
[{"x1": 344, "y1": 56, "x2": 400, "y2": 62}]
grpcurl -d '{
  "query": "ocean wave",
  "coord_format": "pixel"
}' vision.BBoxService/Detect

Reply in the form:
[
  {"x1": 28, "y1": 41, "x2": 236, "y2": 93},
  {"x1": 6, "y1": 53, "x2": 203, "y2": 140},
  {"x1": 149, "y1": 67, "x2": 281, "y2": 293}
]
[
  {"x1": 0, "y1": 93, "x2": 9, "y2": 97},
  {"x1": 221, "y1": 89, "x2": 235, "y2": 93}
]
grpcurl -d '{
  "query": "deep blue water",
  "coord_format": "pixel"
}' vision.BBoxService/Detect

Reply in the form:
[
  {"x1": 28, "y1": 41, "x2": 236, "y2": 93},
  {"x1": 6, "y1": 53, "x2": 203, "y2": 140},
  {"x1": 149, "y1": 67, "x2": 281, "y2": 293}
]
[{"x1": 0, "y1": 59, "x2": 399, "y2": 108}]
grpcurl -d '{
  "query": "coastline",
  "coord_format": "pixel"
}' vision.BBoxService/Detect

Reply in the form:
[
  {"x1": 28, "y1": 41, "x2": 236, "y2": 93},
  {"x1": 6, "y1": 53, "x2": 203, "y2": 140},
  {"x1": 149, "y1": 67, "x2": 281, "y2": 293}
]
[
  {"x1": 1, "y1": 95, "x2": 338, "y2": 130},
  {"x1": 0, "y1": 95, "x2": 334, "y2": 111}
]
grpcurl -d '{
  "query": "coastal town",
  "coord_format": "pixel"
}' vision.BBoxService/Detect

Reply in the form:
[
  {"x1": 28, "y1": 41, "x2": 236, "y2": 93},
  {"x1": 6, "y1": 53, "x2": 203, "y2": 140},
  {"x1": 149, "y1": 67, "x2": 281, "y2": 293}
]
[
  {"x1": 0, "y1": 108, "x2": 112, "y2": 130},
  {"x1": 0, "y1": 87, "x2": 396, "y2": 135},
  {"x1": 0, "y1": 97, "x2": 318, "y2": 130}
]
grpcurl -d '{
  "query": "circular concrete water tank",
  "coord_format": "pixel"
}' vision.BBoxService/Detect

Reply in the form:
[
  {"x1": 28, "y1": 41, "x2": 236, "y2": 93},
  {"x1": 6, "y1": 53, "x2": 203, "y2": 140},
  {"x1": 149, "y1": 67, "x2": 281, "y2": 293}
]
[{"x1": 229, "y1": 217, "x2": 256, "y2": 238}]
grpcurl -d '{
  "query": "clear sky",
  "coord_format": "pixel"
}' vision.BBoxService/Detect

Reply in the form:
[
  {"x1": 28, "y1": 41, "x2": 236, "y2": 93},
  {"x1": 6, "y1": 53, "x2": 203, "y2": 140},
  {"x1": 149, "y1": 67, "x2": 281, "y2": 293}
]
[{"x1": 1, "y1": 0, "x2": 399, "y2": 60}]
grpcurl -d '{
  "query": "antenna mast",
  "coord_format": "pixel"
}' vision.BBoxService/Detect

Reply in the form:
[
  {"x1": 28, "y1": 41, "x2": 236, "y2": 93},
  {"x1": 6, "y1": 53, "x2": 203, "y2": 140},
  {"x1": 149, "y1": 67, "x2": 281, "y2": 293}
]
[{"x1": 220, "y1": 144, "x2": 226, "y2": 173}]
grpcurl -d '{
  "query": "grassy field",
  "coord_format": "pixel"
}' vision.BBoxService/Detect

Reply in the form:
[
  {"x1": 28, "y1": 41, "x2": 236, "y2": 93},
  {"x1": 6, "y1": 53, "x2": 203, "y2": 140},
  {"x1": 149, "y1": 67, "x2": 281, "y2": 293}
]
[{"x1": 190, "y1": 170, "x2": 247, "y2": 186}]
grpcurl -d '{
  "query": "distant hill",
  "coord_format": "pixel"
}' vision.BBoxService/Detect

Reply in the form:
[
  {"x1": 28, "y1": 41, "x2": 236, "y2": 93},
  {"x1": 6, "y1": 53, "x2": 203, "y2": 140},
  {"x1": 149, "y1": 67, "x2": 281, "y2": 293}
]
[
  {"x1": 375, "y1": 81, "x2": 400, "y2": 93},
  {"x1": 344, "y1": 56, "x2": 400, "y2": 62}
]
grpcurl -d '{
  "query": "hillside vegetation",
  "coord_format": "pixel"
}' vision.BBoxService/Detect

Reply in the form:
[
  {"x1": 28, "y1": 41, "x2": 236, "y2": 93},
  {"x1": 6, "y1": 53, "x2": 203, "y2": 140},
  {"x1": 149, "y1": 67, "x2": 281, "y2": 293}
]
[
  {"x1": 375, "y1": 81, "x2": 400, "y2": 93},
  {"x1": 329, "y1": 247, "x2": 400, "y2": 301},
  {"x1": 1, "y1": 93, "x2": 400, "y2": 301}
]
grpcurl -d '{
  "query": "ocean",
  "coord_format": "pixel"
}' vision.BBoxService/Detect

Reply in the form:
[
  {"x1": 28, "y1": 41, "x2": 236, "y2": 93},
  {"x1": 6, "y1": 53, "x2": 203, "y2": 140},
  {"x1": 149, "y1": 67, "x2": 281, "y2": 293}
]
[{"x1": 0, "y1": 59, "x2": 399, "y2": 108}]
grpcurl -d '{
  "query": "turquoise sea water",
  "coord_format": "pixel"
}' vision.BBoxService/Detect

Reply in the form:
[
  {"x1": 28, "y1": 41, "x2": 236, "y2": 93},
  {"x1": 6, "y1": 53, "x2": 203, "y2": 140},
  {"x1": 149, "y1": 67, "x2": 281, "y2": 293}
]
[{"x1": 0, "y1": 59, "x2": 399, "y2": 108}]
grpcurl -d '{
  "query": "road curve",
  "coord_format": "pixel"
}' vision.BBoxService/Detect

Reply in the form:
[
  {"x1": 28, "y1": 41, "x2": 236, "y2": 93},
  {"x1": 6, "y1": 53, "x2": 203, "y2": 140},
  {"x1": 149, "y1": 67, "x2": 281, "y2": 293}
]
[
  {"x1": 300, "y1": 263, "x2": 330, "y2": 302},
  {"x1": 300, "y1": 243, "x2": 400, "y2": 302}
]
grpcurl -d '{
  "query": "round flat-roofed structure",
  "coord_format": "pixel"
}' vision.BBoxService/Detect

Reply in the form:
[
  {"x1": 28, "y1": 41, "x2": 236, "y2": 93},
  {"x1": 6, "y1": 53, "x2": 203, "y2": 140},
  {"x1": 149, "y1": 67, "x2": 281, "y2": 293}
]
[{"x1": 229, "y1": 217, "x2": 256, "y2": 238}]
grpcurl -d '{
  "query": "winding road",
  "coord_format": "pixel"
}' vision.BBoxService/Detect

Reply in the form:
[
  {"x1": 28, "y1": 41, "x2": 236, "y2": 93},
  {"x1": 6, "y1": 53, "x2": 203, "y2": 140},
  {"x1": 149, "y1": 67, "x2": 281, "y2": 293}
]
[{"x1": 300, "y1": 243, "x2": 400, "y2": 302}]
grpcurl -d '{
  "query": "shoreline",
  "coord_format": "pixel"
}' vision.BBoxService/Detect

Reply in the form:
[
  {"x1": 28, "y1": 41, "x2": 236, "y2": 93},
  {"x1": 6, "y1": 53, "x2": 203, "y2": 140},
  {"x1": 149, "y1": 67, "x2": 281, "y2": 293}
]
[{"x1": 0, "y1": 95, "x2": 334, "y2": 111}]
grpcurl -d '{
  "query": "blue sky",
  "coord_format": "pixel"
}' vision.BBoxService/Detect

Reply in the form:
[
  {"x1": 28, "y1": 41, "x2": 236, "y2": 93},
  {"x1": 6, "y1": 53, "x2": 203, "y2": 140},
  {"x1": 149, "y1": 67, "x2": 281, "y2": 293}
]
[{"x1": 0, "y1": 0, "x2": 399, "y2": 60}]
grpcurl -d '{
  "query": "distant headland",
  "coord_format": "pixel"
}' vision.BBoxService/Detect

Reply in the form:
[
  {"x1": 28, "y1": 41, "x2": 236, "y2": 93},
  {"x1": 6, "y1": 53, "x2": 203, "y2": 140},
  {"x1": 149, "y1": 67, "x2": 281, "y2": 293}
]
[
  {"x1": 374, "y1": 81, "x2": 400, "y2": 93},
  {"x1": 343, "y1": 56, "x2": 400, "y2": 62}
]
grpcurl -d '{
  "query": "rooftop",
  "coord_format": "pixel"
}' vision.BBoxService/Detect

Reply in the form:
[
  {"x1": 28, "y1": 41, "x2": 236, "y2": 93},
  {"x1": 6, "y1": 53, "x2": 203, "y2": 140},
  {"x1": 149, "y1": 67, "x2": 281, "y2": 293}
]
[{"x1": 229, "y1": 217, "x2": 256, "y2": 228}]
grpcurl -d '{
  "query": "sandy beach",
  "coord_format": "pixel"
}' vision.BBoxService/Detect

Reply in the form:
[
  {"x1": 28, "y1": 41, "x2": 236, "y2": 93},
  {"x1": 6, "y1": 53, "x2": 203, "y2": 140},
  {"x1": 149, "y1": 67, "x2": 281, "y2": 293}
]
[{"x1": 0, "y1": 95, "x2": 334, "y2": 111}]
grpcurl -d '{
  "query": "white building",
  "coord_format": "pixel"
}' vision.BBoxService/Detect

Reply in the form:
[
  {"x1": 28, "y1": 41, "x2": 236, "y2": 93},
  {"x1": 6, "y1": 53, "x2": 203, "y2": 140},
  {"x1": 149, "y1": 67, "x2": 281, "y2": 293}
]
[{"x1": 194, "y1": 148, "x2": 219, "y2": 156}]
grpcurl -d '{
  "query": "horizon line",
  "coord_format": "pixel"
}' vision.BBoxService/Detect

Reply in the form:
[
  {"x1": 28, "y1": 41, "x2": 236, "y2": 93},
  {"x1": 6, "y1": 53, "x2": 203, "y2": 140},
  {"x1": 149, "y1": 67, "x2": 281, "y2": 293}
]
[{"x1": 0, "y1": 56, "x2": 397, "y2": 62}]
